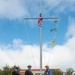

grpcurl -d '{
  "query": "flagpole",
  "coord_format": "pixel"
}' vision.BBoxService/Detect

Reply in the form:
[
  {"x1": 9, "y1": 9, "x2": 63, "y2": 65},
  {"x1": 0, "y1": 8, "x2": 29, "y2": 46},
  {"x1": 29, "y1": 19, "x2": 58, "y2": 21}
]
[
  {"x1": 40, "y1": 0, "x2": 42, "y2": 75},
  {"x1": 40, "y1": 26, "x2": 42, "y2": 75}
]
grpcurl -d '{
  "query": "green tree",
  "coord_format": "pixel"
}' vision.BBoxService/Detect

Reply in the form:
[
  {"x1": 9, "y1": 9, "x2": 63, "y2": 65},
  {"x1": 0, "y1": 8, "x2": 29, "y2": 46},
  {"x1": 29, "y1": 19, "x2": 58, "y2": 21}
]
[
  {"x1": 66, "y1": 68, "x2": 74, "y2": 75},
  {"x1": 0, "y1": 65, "x2": 20, "y2": 75},
  {"x1": 53, "y1": 69, "x2": 63, "y2": 75}
]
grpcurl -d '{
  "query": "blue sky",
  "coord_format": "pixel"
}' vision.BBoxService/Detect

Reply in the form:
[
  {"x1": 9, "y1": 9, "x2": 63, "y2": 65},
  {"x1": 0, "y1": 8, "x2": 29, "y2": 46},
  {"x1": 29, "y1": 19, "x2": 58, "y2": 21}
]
[
  {"x1": 0, "y1": 0, "x2": 73, "y2": 44},
  {"x1": 0, "y1": 0, "x2": 75, "y2": 72}
]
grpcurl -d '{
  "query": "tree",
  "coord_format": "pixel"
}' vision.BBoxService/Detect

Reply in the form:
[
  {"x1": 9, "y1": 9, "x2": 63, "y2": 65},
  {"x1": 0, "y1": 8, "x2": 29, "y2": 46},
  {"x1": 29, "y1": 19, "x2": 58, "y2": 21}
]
[
  {"x1": 52, "y1": 69, "x2": 63, "y2": 75},
  {"x1": 0, "y1": 65, "x2": 20, "y2": 75},
  {"x1": 66, "y1": 68, "x2": 74, "y2": 75}
]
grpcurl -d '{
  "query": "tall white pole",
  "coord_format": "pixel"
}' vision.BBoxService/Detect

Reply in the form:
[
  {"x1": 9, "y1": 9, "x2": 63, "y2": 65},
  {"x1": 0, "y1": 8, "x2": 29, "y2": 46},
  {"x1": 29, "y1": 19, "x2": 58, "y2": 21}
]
[
  {"x1": 40, "y1": 0, "x2": 42, "y2": 13},
  {"x1": 40, "y1": 26, "x2": 42, "y2": 75},
  {"x1": 40, "y1": 0, "x2": 42, "y2": 75}
]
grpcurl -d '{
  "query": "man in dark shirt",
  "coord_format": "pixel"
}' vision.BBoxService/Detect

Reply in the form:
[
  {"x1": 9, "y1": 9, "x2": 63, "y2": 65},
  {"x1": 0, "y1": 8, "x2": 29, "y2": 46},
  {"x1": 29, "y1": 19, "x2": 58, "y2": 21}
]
[
  {"x1": 44, "y1": 65, "x2": 50, "y2": 75},
  {"x1": 12, "y1": 67, "x2": 20, "y2": 75},
  {"x1": 25, "y1": 65, "x2": 33, "y2": 75}
]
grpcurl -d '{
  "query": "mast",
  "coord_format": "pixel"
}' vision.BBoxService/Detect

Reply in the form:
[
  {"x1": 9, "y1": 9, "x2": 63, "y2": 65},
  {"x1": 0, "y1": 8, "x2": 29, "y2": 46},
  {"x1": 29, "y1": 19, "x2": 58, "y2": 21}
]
[
  {"x1": 40, "y1": 0, "x2": 42, "y2": 75},
  {"x1": 40, "y1": 1, "x2": 42, "y2": 75},
  {"x1": 40, "y1": 23, "x2": 42, "y2": 75}
]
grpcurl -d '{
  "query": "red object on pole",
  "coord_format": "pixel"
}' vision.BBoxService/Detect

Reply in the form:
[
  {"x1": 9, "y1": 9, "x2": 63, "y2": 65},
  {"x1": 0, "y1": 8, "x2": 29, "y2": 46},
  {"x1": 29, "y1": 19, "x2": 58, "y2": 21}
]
[{"x1": 38, "y1": 13, "x2": 43, "y2": 27}]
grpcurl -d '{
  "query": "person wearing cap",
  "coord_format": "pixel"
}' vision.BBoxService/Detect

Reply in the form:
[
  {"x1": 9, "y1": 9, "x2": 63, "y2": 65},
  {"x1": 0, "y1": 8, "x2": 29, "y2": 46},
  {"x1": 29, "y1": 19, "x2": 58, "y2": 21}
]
[
  {"x1": 44, "y1": 65, "x2": 50, "y2": 75},
  {"x1": 12, "y1": 67, "x2": 20, "y2": 75},
  {"x1": 25, "y1": 65, "x2": 33, "y2": 75}
]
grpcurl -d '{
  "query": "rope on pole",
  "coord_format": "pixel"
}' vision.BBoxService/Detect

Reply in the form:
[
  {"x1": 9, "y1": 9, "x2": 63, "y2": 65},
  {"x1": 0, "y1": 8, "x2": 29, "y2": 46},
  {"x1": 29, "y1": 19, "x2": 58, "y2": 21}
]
[{"x1": 23, "y1": 21, "x2": 37, "y2": 68}]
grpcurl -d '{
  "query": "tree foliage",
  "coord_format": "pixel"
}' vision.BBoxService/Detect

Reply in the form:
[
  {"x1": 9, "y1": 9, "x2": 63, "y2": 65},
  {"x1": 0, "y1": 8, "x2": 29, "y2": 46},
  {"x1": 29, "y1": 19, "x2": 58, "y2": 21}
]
[
  {"x1": 0, "y1": 65, "x2": 20, "y2": 75},
  {"x1": 66, "y1": 68, "x2": 74, "y2": 75},
  {"x1": 0, "y1": 65, "x2": 75, "y2": 75},
  {"x1": 52, "y1": 69, "x2": 63, "y2": 75}
]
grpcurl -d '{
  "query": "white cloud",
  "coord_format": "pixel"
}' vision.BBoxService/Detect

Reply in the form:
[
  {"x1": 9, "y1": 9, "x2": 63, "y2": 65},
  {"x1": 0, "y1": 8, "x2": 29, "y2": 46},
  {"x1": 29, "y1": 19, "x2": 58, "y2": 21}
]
[
  {"x1": 0, "y1": 0, "x2": 28, "y2": 19},
  {"x1": 44, "y1": 0, "x2": 75, "y2": 13},
  {"x1": 66, "y1": 17, "x2": 75, "y2": 38},
  {"x1": 0, "y1": 0, "x2": 75, "y2": 20},
  {"x1": 0, "y1": 37, "x2": 75, "y2": 72}
]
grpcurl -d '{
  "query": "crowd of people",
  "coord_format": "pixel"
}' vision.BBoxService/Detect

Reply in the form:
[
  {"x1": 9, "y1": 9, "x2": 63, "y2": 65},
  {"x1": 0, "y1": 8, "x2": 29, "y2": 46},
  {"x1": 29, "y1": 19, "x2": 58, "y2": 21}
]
[{"x1": 12, "y1": 65, "x2": 50, "y2": 75}]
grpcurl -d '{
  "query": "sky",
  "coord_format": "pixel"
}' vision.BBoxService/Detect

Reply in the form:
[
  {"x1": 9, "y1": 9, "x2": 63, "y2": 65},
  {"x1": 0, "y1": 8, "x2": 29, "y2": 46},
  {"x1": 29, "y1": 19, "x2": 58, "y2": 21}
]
[{"x1": 0, "y1": 0, "x2": 75, "y2": 72}]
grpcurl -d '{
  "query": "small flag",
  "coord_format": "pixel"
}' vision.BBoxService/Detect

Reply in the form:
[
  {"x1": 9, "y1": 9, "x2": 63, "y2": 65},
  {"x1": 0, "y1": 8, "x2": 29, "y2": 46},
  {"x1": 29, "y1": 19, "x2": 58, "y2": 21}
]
[
  {"x1": 52, "y1": 40, "x2": 54, "y2": 47},
  {"x1": 38, "y1": 13, "x2": 43, "y2": 27},
  {"x1": 54, "y1": 20, "x2": 58, "y2": 23},
  {"x1": 50, "y1": 28, "x2": 57, "y2": 32},
  {"x1": 51, "y1": 37, "x2": 56, "y2": 47}
]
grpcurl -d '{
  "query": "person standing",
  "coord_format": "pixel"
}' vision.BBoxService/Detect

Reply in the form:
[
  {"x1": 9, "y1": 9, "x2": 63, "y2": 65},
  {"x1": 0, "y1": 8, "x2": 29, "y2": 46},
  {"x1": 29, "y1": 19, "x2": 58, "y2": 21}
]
[
  {"x1": 12, "y1": 67, "x2": 20, "y2": 75},
  {"x1": 44, "y1": 65, "x2": 50, "y2": 75},
  {"x1": 25, "y1": 65, "x2": 33, "y2": 75}
]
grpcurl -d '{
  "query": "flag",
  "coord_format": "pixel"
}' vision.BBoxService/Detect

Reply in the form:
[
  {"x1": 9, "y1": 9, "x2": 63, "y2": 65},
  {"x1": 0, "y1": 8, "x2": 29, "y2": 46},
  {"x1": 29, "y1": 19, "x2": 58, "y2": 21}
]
[
  {"x1": 50, "y1": 28, "x2": 57, "y2": 32},
  {"x1": 51, "y1": 37, "x2": 56, "y2": 47},
  {"x1": 54, "y1": 20, "x2": 58, "y2": 23},
  {"x1": 51, "y1": 40, "x2": 54, "y2": 47},
  {"x1": 38, "y1": 13, "x2": 43, "y2": 27}
]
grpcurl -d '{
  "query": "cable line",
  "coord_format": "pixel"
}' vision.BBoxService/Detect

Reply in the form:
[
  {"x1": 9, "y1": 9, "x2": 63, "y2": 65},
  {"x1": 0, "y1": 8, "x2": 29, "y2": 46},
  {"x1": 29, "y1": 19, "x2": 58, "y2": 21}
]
[{"x1": 23, "y1": 21, "x2": 37, "y2": 68}]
